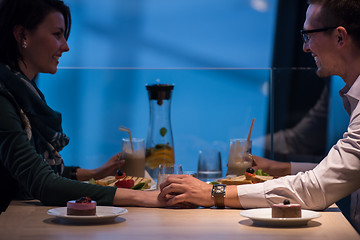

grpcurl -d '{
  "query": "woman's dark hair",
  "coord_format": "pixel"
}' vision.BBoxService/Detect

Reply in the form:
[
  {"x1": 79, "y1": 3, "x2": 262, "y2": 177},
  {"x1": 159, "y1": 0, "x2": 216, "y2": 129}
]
[
  {"x1": 308, "y1": 0, "x2": 360, "y2": 48},
  {"x1": 0, "y1": 0, "x2": 71, "y2": 69}
]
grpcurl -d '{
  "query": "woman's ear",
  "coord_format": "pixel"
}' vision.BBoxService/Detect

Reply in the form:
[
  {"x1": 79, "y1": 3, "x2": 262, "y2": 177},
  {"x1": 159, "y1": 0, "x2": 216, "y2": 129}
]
[{"x1": 13, "y1": 25, "x2": 26, "y2": 46}]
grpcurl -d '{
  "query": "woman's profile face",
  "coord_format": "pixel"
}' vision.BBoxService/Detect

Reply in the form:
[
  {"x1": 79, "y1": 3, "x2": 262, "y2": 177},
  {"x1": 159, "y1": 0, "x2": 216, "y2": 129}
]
[{"x1": 20, "y1": 11, "x2": 69, "y2": 79}]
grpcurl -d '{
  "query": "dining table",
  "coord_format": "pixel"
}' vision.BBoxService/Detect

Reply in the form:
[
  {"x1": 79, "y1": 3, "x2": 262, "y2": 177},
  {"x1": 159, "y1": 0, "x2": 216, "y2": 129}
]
[{"x1": 0, "y1": 199, "x2": 359, "y2": 240}]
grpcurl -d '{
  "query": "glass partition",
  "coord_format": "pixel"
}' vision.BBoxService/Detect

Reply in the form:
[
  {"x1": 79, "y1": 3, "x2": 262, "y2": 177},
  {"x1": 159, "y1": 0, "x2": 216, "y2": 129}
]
[
  {"x1": 38, "y1": 67, "x2": 347, "y2": 177},
  {"x1": 38, "y1": 68, "x2": 270, "y2": 175},
  {"x1": 268, "y1": 69, "x2": 348, "y2": 166},
  {"x1": 43, "y1": 0, "x2": 280, "y2": 177}
]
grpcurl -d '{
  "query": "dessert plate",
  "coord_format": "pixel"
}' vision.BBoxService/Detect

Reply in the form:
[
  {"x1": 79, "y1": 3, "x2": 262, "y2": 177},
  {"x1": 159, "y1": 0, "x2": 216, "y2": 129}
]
[
  {"x1": 240, "y1": 208, "x2": 321, "y2": 227},
  {"x1": 47, "y1": 206, "x2": 128, "y2": 223}
]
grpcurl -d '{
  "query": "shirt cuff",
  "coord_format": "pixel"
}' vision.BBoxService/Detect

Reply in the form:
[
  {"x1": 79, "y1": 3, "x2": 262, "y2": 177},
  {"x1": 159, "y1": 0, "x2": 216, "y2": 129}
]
[
  {"x1": 290, "y1": 162, "x2": 317, "y2": 175},
  {"x1": 237, "y1": 183, "x2": 269, "y2": 209}
]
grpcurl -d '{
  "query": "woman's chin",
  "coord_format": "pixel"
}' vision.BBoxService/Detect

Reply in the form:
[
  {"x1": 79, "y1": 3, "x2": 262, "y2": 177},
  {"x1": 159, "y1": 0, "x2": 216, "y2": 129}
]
[{"x1": 46, "y1": 68, "x2": 58, "y2": 75}]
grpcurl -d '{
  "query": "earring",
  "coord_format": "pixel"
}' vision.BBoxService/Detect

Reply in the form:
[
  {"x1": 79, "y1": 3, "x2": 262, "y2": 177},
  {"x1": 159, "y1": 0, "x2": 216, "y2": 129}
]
[{"x1": 22, "y1": 41, "x2": 27, "y2": 49}]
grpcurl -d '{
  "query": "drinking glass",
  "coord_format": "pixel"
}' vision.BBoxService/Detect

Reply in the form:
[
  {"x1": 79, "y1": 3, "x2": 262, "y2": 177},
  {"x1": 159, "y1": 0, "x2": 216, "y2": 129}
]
[
  {"x1": 156, "y1": 163, "x2": 183, "y2": 189},
  {"x1": 227, "y1": 139, "x2": 252, "y2": 176},
  {"x1": 122, "y1": 138, "x2": 145, "y2": 177},
  {"x1": 197, "y1": 149, "x2": 222, "y2": 183}
]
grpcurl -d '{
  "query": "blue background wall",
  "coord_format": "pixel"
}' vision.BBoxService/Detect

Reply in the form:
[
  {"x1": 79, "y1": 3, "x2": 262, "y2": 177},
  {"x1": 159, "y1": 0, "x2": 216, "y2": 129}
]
[
  {"x1": 38, "y1": 0, "x2": 277, "y2": 175},
  {"x1": 57, "y1": 0, "x2": 277, "y2": 68}
]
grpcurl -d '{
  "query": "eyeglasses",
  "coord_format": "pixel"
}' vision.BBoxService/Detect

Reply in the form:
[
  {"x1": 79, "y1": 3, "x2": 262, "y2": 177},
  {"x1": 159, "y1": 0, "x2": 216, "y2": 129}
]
[{"x1": 300, "y1": 27, "x2": 338, "y2": 43}]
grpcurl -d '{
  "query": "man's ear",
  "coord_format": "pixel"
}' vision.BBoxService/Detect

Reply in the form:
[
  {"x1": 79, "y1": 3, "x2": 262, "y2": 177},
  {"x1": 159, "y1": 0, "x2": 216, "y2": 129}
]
[
  {"x1": 13, "y1": 25, "x2": 26, "y2": 45},
  {"x1": 336, "y1": 26, "x2": 348, "y2": 47}
]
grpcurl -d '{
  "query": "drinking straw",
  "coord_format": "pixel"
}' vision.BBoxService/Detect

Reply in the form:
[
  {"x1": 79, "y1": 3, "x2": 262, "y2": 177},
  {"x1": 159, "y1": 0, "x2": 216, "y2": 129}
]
[
  {"x1": 247, "y1": 118, "x2": 255, "y2": 143},
  {"x1": 118, "y1": 126, "x2": 134, "y2": 152}
]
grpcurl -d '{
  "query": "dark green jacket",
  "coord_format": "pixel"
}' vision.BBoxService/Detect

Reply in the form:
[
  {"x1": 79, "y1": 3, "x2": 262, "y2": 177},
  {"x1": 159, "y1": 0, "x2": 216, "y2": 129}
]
[{"x1": 0, "y1": 70, "x2": 116, "y2": 212}]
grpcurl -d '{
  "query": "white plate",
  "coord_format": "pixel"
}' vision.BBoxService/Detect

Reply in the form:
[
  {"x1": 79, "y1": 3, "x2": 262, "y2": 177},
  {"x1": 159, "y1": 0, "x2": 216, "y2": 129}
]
[
  {"x1": 240, "y1": 208, "x2": 321, "y2": 227},
  {"x1": 143, "y1": 184, "x2": 157, "y2": 191},
  {"x1": 47, "y1": 206, "x2": 128, "y2": 223}
]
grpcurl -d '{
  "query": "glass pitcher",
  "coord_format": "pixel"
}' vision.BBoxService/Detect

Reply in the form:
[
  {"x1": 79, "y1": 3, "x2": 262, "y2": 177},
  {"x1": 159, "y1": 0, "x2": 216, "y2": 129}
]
[{"x1": 145, "y1": 84, "x2": 175, "y2": 179}]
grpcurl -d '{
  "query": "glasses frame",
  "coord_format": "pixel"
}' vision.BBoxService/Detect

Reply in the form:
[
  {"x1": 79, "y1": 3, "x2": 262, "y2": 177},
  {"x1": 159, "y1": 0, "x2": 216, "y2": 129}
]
[{"x1": 300, "y1": 26, "x2": 338, "y2": 43}]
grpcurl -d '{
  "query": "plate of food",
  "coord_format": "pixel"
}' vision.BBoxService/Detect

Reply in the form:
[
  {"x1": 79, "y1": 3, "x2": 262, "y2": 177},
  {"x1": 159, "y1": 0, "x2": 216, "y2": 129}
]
[
  {"x1": 240, "y1": 207, "x2": 321, "y2": 227},
  {"x1": 47, "y1": 197, "x2": 128, "y2": 223},
  {"x1": 89, "y1": 171, "x2": 153, "y2": 191},
  {"x1": 220, "y1": 168, "x2": 275, "y2": 185}
]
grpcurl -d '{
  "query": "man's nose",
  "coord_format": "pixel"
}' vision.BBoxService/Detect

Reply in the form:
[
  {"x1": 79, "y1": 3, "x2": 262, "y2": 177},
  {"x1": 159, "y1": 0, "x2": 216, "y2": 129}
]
[{"x1": 303, "y1": 41, "x2": 310, "y2": 53}]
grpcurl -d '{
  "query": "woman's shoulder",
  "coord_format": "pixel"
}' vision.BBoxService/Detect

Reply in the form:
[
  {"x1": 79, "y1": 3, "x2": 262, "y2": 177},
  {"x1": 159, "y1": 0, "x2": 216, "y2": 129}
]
[
  {"x1": 0, "y1": 65, "x2": 13, "y2": 97},
  {"x1": 0, "y1": 81, "x2": 21, "y2": 112},
  {"x1": 0, "y1": 82, "x2": 25, "y2": 132},
  {"x1": 0, "y1": 64, "x2": 22, "y2": 112}
]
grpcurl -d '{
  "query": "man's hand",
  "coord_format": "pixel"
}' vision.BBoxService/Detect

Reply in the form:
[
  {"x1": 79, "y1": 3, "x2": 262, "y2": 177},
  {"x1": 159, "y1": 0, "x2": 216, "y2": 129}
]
[{"x1": 159, "y1": 175, "x2": 213, "y2": 207}]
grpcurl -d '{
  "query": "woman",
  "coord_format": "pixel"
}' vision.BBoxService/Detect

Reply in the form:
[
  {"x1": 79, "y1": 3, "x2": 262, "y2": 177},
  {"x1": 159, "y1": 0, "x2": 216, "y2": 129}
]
[{"x1": 0, "y1": 0, "x2": 164, "y2": 212}]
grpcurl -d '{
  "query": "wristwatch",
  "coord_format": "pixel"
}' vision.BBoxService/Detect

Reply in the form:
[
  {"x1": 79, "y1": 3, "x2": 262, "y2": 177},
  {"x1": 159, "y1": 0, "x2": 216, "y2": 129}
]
[{"x1": 211, "y1": 184, "x2": 226, "y2": 208}]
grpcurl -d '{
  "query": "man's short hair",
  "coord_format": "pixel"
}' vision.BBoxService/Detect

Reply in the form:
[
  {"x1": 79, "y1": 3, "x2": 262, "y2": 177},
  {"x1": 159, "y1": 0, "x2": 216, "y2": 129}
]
[{"x1": 308, "y1": 0, "x2": 360, "y2": 47}]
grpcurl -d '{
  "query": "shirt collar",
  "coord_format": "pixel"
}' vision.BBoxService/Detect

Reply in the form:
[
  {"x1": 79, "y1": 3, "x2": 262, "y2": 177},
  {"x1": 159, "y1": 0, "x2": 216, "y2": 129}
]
[{"x1": 339, "y1": 75, "x2": 360, "y2": 115}]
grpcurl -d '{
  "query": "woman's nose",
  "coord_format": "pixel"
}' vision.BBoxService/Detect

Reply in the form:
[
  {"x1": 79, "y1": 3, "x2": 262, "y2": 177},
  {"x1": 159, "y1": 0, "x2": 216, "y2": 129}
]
[
  {"x1": 61, "y1": 38, "x2": 70, "y2": 52},
  {"x1": 62, "y1": 42, "x2": 69, "y2": 52}
]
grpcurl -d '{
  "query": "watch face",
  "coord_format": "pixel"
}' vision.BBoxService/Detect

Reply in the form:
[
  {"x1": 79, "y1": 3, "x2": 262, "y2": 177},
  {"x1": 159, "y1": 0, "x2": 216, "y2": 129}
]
[
  {"x1": 213, "y1": 185, "x2": 226, "y2": 195},
  {"x1": 215, "y1": 186, "x2": 224, "y2": 193}
]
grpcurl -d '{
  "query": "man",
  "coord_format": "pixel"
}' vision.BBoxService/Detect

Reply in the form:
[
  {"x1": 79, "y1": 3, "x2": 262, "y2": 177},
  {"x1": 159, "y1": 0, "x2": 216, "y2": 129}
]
[{"x1": 159, "y1": 0, "x2": 360, "y2": 231}]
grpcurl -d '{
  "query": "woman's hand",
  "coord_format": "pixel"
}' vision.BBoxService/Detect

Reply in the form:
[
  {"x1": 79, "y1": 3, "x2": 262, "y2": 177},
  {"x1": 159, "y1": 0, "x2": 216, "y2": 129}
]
[
  {"x1": 159, "y1": 175, "x2": 213, "y2": 208},
  {"x1": 93, "y1": 152, "x2": 125, "y2": 179},
  {"x1": 249, "y1": 154, "x2": 290, "y2": 177},
  {"x1": 76, "y1": 153, "x2": 125, "y2": 181}
]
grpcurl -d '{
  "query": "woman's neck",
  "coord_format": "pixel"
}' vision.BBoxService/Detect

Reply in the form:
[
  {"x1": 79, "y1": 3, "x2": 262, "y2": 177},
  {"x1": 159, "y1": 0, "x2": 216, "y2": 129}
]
[{"x1": 17, "y1": 61, "x2": 36, "y2": 81}]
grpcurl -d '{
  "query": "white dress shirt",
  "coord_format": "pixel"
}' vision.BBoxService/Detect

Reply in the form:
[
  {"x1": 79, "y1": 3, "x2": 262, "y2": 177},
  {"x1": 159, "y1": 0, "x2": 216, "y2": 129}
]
[{"x1": 237, "y1": 75, "x2": 360, "y2": 230}]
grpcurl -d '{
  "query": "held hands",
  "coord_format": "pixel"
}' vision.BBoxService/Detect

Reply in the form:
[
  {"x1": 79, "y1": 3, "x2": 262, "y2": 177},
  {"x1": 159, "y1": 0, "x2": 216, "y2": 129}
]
[{"x1": 159, "y1": 175, "x2": 213, "y2": 208}]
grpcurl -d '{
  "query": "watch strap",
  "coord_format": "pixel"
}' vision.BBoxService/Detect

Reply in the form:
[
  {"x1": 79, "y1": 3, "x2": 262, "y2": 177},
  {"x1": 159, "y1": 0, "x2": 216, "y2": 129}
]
[{"x1": 212, "y1": 184, "x2": 226, "y2": 208}]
